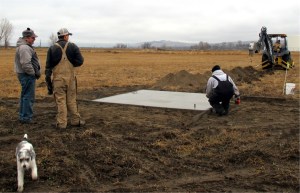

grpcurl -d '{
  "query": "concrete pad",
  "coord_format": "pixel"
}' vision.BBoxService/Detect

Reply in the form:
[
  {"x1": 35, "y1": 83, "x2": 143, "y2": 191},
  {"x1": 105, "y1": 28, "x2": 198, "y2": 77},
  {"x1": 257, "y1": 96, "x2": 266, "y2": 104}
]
[{"x1": 93, "y1": 90, "x2": 211, "y2": 111}]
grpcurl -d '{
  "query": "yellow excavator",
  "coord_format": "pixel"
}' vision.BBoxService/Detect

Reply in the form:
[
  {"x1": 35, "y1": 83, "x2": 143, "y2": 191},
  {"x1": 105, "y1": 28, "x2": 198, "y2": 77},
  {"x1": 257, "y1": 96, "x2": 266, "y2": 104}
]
[{"x1": 255, "y1": 26, "x2": 294, "y2": 70}]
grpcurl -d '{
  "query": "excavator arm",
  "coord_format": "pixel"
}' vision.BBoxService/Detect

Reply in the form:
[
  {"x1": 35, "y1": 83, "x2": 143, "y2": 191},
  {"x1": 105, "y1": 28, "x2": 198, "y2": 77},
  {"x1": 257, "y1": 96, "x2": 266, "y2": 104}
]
[{"x1": 255, "y1": 26, "x2": 275, "y2": 68}]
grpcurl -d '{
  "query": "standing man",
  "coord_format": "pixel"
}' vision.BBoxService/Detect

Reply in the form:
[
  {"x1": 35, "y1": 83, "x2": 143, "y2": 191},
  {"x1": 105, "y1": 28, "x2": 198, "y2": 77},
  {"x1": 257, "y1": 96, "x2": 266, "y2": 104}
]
[
  {"x1": 206, "y1": 65, "x2": 240, "y2": 116},
  {"x1": 45, "y1": 28, "x2": 85, "y2": 129},
  {"x1": 14, "y1": 28, "x2": 41, "y2": 124},
  {"x1": 248, "y1": 42, "x2": 254, "y2": 57}
]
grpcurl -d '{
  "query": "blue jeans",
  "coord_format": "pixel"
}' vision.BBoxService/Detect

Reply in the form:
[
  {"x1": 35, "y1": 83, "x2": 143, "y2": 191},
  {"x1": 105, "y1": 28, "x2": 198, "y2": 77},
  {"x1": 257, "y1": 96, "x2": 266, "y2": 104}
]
[{"x1": 17, "y1": 73, "x2": 36, "y2": 122}]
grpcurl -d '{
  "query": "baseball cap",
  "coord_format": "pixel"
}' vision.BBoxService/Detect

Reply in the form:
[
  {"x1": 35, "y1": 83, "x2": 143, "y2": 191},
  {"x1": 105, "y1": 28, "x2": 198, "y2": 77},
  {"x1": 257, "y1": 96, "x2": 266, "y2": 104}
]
[
  {"x1": 211, "y1": 65, "x2": 221, "y2": 72},
  {"x1": 57, "y1": 28, "x2": 73, "y2": 36},
  {"x1": 22, "y1": 28, "x2": 38, "y2": 38}
]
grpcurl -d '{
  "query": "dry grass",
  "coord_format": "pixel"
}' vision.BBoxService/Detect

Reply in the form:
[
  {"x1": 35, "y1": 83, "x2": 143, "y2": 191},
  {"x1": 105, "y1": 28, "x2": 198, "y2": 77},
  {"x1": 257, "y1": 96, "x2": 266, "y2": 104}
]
[{"x1": 0, "y1": 47, "x2": 299, "y2": 98}]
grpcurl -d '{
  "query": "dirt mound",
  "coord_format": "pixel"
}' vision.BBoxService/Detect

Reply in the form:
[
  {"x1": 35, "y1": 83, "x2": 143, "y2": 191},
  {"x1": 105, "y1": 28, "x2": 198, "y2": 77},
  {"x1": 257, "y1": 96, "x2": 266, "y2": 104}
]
[
  {"x1": 152, "y1": 66, "x2": 273, "y2": 92},
  {"x1": 152, "y1": 70, "x2": 209, "y2": 92},
  {"x1": 225, "y1": 66, "x2": 274, "y2": 84}
]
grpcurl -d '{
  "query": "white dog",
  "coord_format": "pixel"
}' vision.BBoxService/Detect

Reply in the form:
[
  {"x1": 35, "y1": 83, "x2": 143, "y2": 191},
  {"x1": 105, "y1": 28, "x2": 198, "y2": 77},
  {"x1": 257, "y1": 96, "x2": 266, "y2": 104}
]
[{"x1": 16, "y1": 134, "x2": 38, "y2": 192}]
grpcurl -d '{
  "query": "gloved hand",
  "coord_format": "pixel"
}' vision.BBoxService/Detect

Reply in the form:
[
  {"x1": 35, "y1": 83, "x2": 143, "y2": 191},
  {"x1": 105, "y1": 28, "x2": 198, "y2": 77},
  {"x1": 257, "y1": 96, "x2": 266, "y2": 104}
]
[{"x1": 45, "y1": 76, "x2": 53, "y2": 95}]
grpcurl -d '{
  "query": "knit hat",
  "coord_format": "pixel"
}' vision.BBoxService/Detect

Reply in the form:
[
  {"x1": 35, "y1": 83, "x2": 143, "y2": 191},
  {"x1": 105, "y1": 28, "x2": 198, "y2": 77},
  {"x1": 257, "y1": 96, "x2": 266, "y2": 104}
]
[
  {"x1": 211, "y1": 65, "x2": 221, "y2": 72},
  {"x1": 22, "y1": 28, "x2": 38, "y2": 38},
  {"x1": 57, "y1": 28, "x2": 72, "y2": 37}
]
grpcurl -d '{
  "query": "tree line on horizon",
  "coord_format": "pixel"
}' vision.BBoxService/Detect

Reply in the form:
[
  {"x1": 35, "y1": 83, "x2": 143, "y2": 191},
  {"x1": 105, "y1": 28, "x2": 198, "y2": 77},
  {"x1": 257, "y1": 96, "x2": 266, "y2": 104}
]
[{"x1": 114, "y1": 41, "x2": 250, "y2": 50}]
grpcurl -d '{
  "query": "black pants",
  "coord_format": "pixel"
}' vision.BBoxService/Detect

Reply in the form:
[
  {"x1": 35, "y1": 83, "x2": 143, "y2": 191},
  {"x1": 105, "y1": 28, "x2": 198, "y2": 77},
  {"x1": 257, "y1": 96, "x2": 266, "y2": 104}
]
[{"x1": 209, "y1": 93, "x2": 233, "y2": 115}]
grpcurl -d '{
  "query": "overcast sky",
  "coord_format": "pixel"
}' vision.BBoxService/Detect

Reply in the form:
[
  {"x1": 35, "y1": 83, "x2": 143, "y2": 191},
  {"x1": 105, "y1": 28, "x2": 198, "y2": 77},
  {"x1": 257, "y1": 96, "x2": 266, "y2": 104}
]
[{"x1": 1, "y1": 0, "x2": 299, "y2": 46}]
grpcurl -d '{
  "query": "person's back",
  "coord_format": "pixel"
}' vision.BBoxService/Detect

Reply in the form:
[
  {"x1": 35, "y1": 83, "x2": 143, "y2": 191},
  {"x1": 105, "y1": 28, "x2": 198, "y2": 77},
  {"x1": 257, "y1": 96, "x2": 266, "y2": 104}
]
[
  {"x1": 45, "y1": 28, "x2": 85, "y2": 129},
  {"x1": 212, "y1": 75, "x2": 234, "y2": 97},
  {"x1": 52, "y1": 42, "x2": 75, "y2": 82},
  {"x1": 46, "y1": 40, "x2": 83, "y2": 70},
  {"x1": 206, "y1": 65, "x2": 240, "y2": 116}
]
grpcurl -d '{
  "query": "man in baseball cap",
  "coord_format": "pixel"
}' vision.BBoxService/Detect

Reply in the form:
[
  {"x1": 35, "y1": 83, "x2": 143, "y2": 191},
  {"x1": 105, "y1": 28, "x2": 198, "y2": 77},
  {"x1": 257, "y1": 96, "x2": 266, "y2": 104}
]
[
  {"x1": 57, "y1": 28, "x2": 72, "y2": 37},
  {"x1": 46, "y1": 27, "x2": 85, "y2": 129}
]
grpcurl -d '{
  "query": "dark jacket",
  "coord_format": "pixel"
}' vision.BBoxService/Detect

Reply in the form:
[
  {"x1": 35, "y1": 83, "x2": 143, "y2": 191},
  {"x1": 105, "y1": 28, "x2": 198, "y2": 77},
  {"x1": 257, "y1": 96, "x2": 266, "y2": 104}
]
[{"x1": 45, "y1": 40, "x2": 84, "y2": 77}]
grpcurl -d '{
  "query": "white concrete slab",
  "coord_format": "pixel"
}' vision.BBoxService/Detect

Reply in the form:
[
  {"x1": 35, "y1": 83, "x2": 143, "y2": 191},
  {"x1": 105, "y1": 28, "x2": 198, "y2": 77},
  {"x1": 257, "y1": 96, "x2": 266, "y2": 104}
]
[{"x1": 93, "y1": 90, "x2": 211, "y2": 111}]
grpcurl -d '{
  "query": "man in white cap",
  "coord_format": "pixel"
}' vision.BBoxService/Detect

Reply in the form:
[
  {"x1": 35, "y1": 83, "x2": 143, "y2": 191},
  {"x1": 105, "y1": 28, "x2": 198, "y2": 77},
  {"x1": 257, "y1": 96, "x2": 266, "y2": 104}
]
[
  {"x1": 45, "y1": 28, "x2": 85, "y2": 129},
  {"x1": 14, "y1": 27, "x2": 41, "y2": 124}
]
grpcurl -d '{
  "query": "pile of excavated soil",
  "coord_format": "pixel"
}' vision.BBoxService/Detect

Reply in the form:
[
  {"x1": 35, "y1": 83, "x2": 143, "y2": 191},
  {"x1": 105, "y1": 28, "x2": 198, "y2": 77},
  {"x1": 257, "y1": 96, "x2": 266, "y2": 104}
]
[
  {"x1": 225, "y1": 66, "x2": 274, "y2": 84},
  {"x1": 152, "y1": 70, "x2": 208, "y2": 92},
  {"x1": 152, "y1": 66, "x2": 273, "y2": 93}
]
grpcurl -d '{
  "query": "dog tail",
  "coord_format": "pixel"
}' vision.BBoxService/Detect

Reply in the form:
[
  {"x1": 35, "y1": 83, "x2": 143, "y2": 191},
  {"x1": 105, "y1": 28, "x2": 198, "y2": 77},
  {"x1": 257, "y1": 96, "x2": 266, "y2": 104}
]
[{"x1": 23, "y1": 134, "x2": 28, "y2": 140}]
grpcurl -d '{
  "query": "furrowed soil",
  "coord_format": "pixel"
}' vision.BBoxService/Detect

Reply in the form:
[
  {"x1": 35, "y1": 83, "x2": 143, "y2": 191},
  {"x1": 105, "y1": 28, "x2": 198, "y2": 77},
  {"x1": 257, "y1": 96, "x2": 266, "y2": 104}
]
[{"x1": 0, "y1": 49, "x2": 299, "y2": 192}]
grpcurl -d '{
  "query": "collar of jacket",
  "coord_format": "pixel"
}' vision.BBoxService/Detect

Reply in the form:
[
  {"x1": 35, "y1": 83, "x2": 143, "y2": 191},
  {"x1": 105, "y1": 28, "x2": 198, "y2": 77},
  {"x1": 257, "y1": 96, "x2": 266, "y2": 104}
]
[
  {"x1": 212, "y1": 69, "x2": 225, "y2": 76},
  {"x1": 56, "y1": 40, "x2": 68, "y2": 48}
]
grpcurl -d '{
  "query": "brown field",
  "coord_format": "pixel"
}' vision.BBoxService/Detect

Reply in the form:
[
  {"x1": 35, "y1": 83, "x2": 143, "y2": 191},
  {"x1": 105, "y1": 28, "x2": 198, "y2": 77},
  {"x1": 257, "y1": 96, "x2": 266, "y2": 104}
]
[{"x1": 0, "y1": 48, "x2": 299, "y2": 192}]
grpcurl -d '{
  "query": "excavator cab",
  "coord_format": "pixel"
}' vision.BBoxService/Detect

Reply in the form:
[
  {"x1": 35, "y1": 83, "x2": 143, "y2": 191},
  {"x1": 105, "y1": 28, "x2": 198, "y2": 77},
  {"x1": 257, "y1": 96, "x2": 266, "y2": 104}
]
[
  {"x1": 267, "y1": 34, "x2": 294, "y2": 69},
  {"x1": 256, "y1": 27, "x2": 294, "y2": 70}
]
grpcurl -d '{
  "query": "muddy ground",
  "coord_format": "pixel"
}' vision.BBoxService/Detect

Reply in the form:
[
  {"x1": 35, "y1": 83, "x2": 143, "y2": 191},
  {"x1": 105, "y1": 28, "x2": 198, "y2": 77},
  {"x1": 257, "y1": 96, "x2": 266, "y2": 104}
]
[{"x1": 0, "y1": 67, "x2": 299, "y2": 192}]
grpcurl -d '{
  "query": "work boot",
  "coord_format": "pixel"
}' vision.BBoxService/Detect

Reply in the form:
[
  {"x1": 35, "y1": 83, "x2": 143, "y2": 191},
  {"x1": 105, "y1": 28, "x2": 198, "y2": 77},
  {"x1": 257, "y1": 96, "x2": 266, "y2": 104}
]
[
  {"x1": 213, "y1": 104, "x2": 225, "y2": 116},
  {"x1": 71, "y1": 119, "x2": 86, "y2": 127},
  {"x1": 223, "y1": 109, "x2": 229, "y2": 116},
  {"x1": 52, "y1": 122, "x2": 66, "y2": 129},
  {"x1": 217, "y1": 109, "x2": 226, "y2": 116},
  {"x1": 78, "y1": 120, "x2": 86, "y2": 126},
  {"x1": 222, "y1": 103, "x2": 230, "y2": 115}
]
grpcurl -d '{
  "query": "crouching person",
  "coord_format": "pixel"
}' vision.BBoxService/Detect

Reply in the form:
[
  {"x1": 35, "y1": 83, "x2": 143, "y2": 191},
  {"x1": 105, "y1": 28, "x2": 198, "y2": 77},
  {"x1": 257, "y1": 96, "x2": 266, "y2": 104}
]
[
  {"x1": 206, "y1": 65, "x2": 240, "y2": 116},
  {"x1": 45, "y1": 28, "x2": 85, "y2": 129}
]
